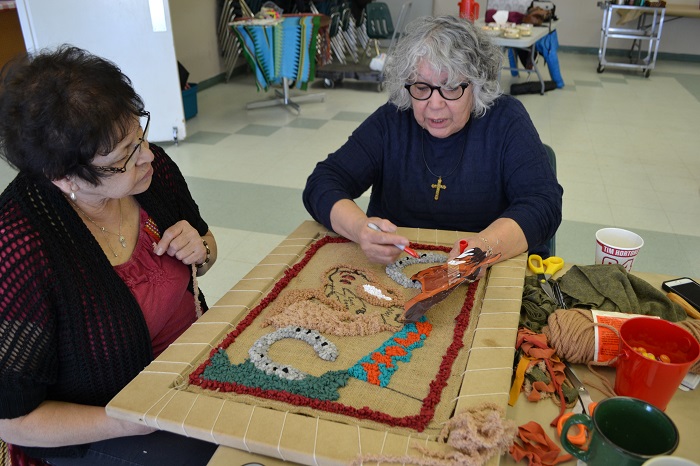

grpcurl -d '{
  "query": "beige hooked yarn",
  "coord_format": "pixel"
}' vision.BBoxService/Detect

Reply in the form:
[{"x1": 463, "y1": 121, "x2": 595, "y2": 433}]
[
  {"x1": 348, "y1": 402, "x2": 516, "y2": 466},
  {"x1": 544, "y1": 308, "x2": 700, "y2": 376}
]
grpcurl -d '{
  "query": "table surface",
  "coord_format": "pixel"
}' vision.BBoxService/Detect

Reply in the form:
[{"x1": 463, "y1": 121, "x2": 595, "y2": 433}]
[
  {"x1": 206, "y1": 265, "x2": 700, "y2": 465},
  {"x1": 479, "y1": 21, "x2": 558, "y2": 49},
  {"x1": 502, "y1": 267, "x2": 700, "y2": 464},
  {"x1": 665, "y1": 3, "x2": 700, "y2": 18},
  {"x1": 105, "y1": 221, "x2": 699, "y2": 465}
]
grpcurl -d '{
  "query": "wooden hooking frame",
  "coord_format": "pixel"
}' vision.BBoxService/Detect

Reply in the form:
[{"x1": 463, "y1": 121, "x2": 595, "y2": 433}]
[{"x1": 106, "y1": 221, "x2": 526, "y2": 465}]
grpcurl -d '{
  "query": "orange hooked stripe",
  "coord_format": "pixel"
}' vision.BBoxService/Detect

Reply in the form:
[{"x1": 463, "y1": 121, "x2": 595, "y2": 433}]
[
  {"x1": 362, "y1": 362, "x2": 381, "y2": 385},
  {"x1": 349, "y1": 318, "x2": 433, "y2": 387}
]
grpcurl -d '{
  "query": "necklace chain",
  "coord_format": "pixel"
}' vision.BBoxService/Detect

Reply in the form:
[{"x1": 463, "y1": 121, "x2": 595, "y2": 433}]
[
  {"x1": 420, "y1": 128, "x2": 469, "y2": 201},
  {"x1": 71, "y1": 198, "x2": 125, "y2": 258}
]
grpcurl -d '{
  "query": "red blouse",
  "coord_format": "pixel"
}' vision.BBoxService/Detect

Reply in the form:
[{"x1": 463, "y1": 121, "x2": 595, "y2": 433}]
[{"x1": 115, "y1": 208, "x2": 196, "y2": 357}]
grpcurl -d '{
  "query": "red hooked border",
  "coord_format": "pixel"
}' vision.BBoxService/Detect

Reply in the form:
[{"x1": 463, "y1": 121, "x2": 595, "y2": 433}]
[{"x1": 189, "y1": 236, "x2": 477, "y2": 432}]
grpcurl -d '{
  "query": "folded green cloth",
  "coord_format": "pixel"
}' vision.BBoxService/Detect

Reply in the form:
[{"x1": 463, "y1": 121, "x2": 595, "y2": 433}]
[
  {"x1": 557, "y1": 264, "x2": 686, "y2": 321},
  {"x1": 520, "y1": 276, "x2": 558, "y2": 332}
]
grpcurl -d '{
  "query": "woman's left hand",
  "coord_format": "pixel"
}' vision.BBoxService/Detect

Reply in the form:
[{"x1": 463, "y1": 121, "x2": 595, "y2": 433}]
[{"x1": 154, "y1": 220, "x2": 208, "y2": 267}]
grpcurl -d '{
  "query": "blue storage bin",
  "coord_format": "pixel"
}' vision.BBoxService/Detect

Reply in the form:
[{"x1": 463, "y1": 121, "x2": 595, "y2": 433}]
[{"x1": 182, "y1": 83, "x2": 198, "y2": 120}]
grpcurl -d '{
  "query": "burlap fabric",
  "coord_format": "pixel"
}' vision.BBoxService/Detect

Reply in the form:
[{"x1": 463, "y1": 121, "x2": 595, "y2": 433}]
[{"x1": 186, "y1": 237, "x2": 485, "y2": 437}]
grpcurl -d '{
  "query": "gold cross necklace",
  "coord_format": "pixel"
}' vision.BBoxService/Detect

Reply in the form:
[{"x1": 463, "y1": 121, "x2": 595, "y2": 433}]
[
  {"x1": 420, "y1": 127, "x2": 468, "y2": 201},
  {"x1": 71, "y1": 198, "x2": 126, "y2": 258}
]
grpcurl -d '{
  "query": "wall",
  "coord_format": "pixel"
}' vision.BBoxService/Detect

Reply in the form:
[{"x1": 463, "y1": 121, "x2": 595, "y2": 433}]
[
  {"x1": 432, "y1": 0, "x2": 700, "y2": 57},
  {"x1": 168, "y1": 0, "x2": 700, "y2": 85},
  {"x1": 382, "y1": 0, "x2": 433, "y2": 29},
  {"x1": 169, "y1": 0, "x2": 225, "y2": 84}
]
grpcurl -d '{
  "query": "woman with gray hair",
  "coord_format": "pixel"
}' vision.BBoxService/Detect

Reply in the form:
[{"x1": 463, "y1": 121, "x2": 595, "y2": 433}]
[{"x1": 304, "y1": 15, "x2": 561, "y2": 265}]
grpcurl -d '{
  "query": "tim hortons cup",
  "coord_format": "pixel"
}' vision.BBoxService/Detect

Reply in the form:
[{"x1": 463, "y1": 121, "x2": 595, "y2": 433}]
[{"x1": 595, "y1": 228, "x2": 644, "y2": 272}]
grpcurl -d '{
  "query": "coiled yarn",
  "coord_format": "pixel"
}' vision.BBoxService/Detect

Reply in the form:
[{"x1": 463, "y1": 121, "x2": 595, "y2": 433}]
[{"x1": 544, "y1": 308, "x2": 700, "y2": 374}]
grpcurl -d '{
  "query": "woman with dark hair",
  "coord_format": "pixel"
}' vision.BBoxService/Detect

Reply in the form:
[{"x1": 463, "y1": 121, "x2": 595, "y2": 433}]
[
  {"x1": 0, "y1": 46, "x2": 218, "y2": 465},
  {"x1": 304, "y1": 15, "x2": 562, "y2": 265}
]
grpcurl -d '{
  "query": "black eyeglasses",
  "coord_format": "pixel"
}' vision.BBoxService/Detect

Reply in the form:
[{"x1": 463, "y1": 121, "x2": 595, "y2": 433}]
[
  {"x1": 404, "y1": 82, "x2": 470, "y2": 101},
  {"x1": 94, "y1": 111, "x2": 150, "y2": 174}
]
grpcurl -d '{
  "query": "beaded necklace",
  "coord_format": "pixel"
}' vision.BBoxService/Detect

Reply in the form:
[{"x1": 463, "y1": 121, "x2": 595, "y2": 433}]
[{"x1": 71, "y1": 198, "x2": 126, "y2": 258}]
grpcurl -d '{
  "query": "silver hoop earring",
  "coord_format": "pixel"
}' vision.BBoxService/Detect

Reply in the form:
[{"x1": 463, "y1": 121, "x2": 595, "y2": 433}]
[{"x1": 69, "y1": 191, "x2": 76, "y2": 201}]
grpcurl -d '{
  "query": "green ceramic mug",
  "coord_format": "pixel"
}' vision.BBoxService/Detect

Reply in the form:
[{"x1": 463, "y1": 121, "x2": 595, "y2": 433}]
[{"x1": 560, "y1": 397, "x2": 679, "y2": 466}]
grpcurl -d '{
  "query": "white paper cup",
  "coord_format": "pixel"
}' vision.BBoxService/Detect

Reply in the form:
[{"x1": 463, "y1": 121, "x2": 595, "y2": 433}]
[
  {"x1": 595, "y1": 228, "x2": 644, "y2": 272},
  {"x1": 643, "y1": 456, "x2": 700, "y2": 466}
]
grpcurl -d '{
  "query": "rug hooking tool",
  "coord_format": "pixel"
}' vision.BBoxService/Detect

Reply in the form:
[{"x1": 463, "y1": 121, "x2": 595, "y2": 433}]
[
  {"x1": 367, "y1": 222, "x2": 419, "y2": 258},
  {"x1": 447, "y1": 240, "x2": 469, "y2": 284},
  {"x1": 401, "y1": 246, "x2": 501, "y2": 322}
]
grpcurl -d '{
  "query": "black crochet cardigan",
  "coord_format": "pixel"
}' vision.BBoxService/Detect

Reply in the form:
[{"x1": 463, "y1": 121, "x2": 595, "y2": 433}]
[{"x1": 0, "y1": 144, "x2": 209, "y2": 459}]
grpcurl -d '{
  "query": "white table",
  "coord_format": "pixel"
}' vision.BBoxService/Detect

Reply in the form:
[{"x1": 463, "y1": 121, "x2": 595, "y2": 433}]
[{"x1": 481, "y1": 21, "x2": 559, "y2": 95}]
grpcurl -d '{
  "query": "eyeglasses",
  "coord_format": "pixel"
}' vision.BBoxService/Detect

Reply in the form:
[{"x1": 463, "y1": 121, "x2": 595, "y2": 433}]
[
  {"x1": 404, "y1": 82, "x2": 470, "y2": 101},
  {"x1": 94, "y1": 111, "x2": 150, "y2": 174}
]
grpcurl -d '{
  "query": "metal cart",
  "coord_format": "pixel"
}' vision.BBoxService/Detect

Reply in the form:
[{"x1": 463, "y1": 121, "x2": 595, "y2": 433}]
[{"x1": 596, "y1": 1, "x2": 665, "y2": 78}]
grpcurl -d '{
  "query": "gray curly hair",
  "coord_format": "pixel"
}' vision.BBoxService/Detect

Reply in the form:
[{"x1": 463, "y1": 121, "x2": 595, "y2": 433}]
[{"x1": 383, "y1": 15, "x2": 503, "y2": 117}]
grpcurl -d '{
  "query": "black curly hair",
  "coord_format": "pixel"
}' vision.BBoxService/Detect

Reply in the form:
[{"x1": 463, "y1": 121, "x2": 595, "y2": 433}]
[{"x1": 0, "y1": 45, "x2": 145, "y2": 184}]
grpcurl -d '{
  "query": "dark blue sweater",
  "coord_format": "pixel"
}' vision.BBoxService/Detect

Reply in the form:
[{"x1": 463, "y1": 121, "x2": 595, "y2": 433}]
[{"x1": 303, "y1": 95, "x2": 562, "y2": 251}]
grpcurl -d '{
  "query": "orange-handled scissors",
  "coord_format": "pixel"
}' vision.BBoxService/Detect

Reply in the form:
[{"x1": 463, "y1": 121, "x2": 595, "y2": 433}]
[{"x1": 557, "y1": 363, "x2": 598, "y2": 448}]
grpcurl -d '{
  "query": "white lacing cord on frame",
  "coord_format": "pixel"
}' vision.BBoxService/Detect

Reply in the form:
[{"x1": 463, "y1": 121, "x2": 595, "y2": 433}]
[
  {"x1": 227, "y1": 289, "x2": 264, "y2": 296},
  {"x1": 452, "y1": 391, "x2": 509, "y2": 402},
  {"x1": 180, "y1": 393, "x2": 200, "y2": 437},
  {"x1": 142, "y1": 387, "x2": 178, "y2": 428},
  {"x1": 276, "y1": 411, "x2": 289, "y2": 461},
  {"x1": 210, "y1": 303, "x2": 250, "y2": 310},
  {"x1": 149, "y1": 388, "x2": 179, "y2": 430},
  {"x1": 243, "y1": 263, "x2": 291, "y2": 270},
  {"x1": 168, "y1": 342, "x2": 215, "y2": 349},
  {"x1": 241, "y1": 405, "x2": 256, "y2": 453},
  {"x1": 379, "y1": 430, "x2": 388, "y2": 466},
  {"x1": 469, "y1": 346, "x2": 515, "y2": 353},
  {"x1": 475, "y1": 327, "x2": 518, "y2": 331},
  {"x1": 209, "y1": 399, "x2": 227, "y2": 444},
  {"x1": 191, "y1": 321, "x2": 234, "y2": 332},
  {"x1": 461, "y1": 366, "x2": 513, "y2": 376},
  {"x1": 240, "y1": 276, "x2": 282, "y2": 283},
  {"x1": 312, "y1": 417, "x2": 320, "y2": 466},
  {"x1": 403, "y1": 434, "x2": 411, "y2": 466},
  {"x1": 140, "y1": 369, "x2": 189, "y2": 377}
]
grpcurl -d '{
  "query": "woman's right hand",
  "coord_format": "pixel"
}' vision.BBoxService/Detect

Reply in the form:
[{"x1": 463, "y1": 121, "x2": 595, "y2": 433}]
[
  {"x1": 329, "y1": 200, "x2": 410, "y2": 264},
  {"x1": 356, "y1": 217, "x2": 410, "y2": 265}
]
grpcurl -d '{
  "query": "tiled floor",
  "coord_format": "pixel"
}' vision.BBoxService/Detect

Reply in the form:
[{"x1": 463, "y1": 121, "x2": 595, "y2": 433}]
[{"x1": 2, "y1": 51, "x2": 699, "y2": 304}]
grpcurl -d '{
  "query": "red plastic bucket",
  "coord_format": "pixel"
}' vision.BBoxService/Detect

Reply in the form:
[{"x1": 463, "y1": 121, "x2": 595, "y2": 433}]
[{"x1": 615, "y1": 317, "x2": 700, "y2": 411}]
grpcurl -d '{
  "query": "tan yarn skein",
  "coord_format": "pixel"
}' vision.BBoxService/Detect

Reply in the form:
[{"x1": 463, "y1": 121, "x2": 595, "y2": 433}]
[
  {"x1": 543, "y1": 308, "x2": 598, "y2": 364},
  {"x1": 544, "y1": 308, "x2": 700, "y2": 376}
]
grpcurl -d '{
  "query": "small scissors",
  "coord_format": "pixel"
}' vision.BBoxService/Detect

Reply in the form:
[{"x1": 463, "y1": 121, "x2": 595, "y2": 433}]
[
  {"x1": 528, "y1": 254, "x2": 564, "y2": 304},
  {"x1": 557, "y1": 363, "x2": 597, "y2": 448}
]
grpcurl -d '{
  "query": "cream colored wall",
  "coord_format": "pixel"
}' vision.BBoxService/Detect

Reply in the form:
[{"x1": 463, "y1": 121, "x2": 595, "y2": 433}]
[
  {"x1": 167, "y1": 0, "x2": 699, "y2": 83},
  {"x1": 169, "y1": 0, "x2": 224, "y2": 84},
  {"x1": 433, "y1": 0, "x2": 700, "y2": 56}
]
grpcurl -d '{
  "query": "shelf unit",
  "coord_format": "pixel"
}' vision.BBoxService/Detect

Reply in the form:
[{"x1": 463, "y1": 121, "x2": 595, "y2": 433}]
[{"x1": 596, "y1": 1, "x2": 666, "y2": 78}]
